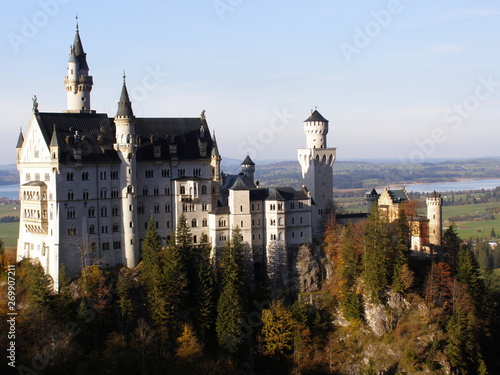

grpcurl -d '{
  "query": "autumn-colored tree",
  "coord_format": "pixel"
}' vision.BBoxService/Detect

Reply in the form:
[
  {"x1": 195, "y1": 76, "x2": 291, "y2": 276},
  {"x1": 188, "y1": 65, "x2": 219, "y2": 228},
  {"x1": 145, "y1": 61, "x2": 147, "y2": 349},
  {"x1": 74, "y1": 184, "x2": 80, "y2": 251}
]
[
  {"x1": 259, "y1": 301, "x2": 294, "y2": 357},
  {"x1": 174, "y1": 323, "x2": 204, "y2": 374},
  {"x1": 424, "y1": 261, "x2": 453, "y2": 310}
]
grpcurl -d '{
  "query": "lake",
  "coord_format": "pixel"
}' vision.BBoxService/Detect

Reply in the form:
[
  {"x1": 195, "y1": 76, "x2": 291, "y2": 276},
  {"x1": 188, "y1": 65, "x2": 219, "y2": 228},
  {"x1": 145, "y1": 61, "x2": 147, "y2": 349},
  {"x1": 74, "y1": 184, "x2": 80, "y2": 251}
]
[
  {"x1": 405, "y1": 179, "x2": 500, "y2": 193},
  {"x1": 0, "y1": 184, "x2": 19, "y2": 200}
]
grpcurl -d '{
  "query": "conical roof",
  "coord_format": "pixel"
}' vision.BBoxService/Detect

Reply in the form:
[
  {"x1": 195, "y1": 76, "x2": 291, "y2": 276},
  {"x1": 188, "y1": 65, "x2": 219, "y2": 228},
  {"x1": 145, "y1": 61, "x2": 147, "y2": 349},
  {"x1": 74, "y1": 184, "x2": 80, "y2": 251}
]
[
  {"x1": 73, "y1": 28, "x2": 89, "y2": 70},
  {"x1": 116, "y1": 79, "x2": 134, "y2": 117},
  {"x1": 50, "y1": 125, "x2": 58, "y2": 147},
  {"x1": 16, "y1": 129, "x2": 24, "y2": 148},
  {"x1": 241, "y1": 154, "x2": 255, "y2": 166},
  {"x1": 304, "y1": 109, "x2": 328, "y2": 123},
  {"x1": 211, "y1": 131, "x2": 220, "y2": 157}
]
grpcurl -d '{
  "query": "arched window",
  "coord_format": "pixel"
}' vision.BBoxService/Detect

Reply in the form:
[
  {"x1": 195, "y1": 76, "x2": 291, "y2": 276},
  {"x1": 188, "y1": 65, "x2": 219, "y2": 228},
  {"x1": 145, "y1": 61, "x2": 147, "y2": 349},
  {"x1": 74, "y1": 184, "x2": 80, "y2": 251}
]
[
  {"x1": 180, "y1": 186, "x2": 185, "y2": 194},
  {"x1": 191, "y1": 219, "x2": 197, "y2": 228},
  {"x1": 201, "y1": 185, "x2": 207, "y2": 194}
]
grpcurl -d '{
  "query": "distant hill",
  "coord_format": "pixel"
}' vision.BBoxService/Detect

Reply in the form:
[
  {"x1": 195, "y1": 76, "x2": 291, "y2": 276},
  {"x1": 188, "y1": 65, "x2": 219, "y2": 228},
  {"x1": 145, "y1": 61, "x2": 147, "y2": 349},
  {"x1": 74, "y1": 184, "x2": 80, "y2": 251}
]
[{"x1": 0, "y1": 164, "x2": 18, "y2": 185}]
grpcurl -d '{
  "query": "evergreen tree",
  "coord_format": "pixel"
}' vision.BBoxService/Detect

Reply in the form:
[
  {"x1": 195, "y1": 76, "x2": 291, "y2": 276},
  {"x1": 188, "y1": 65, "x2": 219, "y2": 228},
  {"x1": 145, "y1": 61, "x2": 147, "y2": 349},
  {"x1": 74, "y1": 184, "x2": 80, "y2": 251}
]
[
  {"x1": 456, "y1": 246, "x2": 485, "y2": 311},
  {"x1": 117, "y1": 270, "x2": 134, "y2": 334},
  {"x1": 442, "y1": 225, "x2": 462, "y2": 273},
  {"x1": 490, "y1": 227, "x2": 496, "y2": 239},
  {"x1": 392, "y1": 210, "x2": 413, "y2": 293},
  {"x1": 193, "y1": 234, "x2": 216, "y2": 342},
  {"x1": 175, "y1": 213, "x2": 197, "y2": 311},
  {"x1": 216, "y1": 228, "x2": 246, "y2": 353},
  {"x1": 361, "y1": 202, "x2": 391, "y2": 303}
]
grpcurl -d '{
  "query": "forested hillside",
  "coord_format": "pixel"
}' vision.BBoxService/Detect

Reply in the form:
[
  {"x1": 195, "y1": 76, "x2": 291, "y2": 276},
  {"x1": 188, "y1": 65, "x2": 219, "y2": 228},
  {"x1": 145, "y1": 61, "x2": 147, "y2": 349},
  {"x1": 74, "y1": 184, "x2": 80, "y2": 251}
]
[{"x1": 1, "y1": 206, "x2": 499, "y2": 374}]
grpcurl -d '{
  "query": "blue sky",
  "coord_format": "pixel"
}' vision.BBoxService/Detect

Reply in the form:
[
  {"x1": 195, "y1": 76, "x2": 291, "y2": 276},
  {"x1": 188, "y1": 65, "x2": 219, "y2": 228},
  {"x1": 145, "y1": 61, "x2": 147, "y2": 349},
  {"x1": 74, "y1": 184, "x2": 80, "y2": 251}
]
[{"x1": 1, "y1": 0, "x2": 500, "y2": 165}]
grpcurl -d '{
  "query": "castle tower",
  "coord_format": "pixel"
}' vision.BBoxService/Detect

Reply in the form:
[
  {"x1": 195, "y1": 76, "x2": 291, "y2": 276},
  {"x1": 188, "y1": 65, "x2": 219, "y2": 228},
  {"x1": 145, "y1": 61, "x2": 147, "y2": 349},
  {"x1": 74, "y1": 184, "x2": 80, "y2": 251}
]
[
  {"x1": 241, "y1": 155, "x2": 255, "y2": 184},
  {"x1": 427, "y1": 191, "x2": 443, "y2": 247},
  {"x1": 297, "y1": 109, "x2": 336, "y2": 232},
  {"x1": 113, "y1": 75, "x2": 139, "y2": 267},
  {"x1": 64, "y1": 22, "x2": 93, "y2": 113}
]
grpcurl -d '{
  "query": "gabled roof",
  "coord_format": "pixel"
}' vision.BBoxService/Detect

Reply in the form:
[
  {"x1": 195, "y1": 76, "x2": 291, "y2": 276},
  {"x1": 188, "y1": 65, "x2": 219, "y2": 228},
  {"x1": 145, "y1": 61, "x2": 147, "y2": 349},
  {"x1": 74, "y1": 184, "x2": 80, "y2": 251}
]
[
  {"x1": 222, "y1": 174, "x2": 255, "y2": 192},
  {"x1": 248, "y1": 186, "x2": 309, "y2": 202},
  {"x1": 304, "y1": 109, "x2": 328, "y2": 123},
  {"x1": 33, "y1": 112, "x2": 217, "y2": 165},
  {"x1": 49, "y1": 125, "x2": 58, "y2": 147},
  {"x1": 241, "y1": 155, "x2": 255, "y2": 166},
  {"x1": 387, "y1": 189, "x2": 409, "y2": 203},
  {"x1": 230, "y1": 176, "x2": 251, "y2": 190}
]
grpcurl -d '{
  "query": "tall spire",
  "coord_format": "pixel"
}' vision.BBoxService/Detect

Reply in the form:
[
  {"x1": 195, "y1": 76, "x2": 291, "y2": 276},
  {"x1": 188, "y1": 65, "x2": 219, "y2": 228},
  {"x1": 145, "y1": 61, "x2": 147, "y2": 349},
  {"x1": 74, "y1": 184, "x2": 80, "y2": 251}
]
[
  {"x1": 73, "y1": 22, "x2": 89, "y2": 70},
  {"x1": 211, "y1": 131, "x2": 220, "y2": 157},
  {"x1": 116, "y1": 72, "x2": 134, "y2": 117},
  {"x1": 50, "y1": 125, "x2": 58, "y2": 147},
  {"x1": 16, "y1": 127, "x2": 24, "y2": 149}
]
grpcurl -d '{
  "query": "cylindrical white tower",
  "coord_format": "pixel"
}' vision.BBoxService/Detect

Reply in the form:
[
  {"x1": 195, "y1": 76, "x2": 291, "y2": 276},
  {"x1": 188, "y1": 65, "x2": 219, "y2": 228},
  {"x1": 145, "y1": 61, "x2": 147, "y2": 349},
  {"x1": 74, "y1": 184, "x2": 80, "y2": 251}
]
[
  {"x1": 114, "y1": 77, "x2": 139, "y2": 267},
  {"x1": 304, "y1": 109, "x2": 329, "y2": 149},
  {"x1": 427, "y1": 191, "x2": 443, "y2": 247},
  {"x1": 64, "y1": 26, "x2": 93, "y2": 113}
]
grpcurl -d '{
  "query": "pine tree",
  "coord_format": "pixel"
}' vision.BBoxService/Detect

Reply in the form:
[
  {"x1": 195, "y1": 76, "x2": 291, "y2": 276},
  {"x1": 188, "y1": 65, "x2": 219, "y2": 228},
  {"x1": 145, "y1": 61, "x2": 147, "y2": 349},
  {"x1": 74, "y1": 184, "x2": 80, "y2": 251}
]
[
  {"x1": 362, "y1": 202, "x2": 391, "y2": 303},
  {"x1": 392, "y1": 210, "x2": 413, "y2": 293},
  {"x1": 456, "y1": 246, "x2": 485, "y2": 311},
  {"x1": 193, "y1": 234, "x2": 216, "y2": 342},
  {"x1": 490, "y1": 227, "x2": 496, "y2": 239},
  {"x1": 117, "y1": 270, "x2": 134, "y2": 334},
  {"x1": 442, "y1": 224, "x2": 462, "y2": 273},
  {"x1": 216, "y1": 228, "x2": 246, "y2": 353},
  {"x1": 175, "y1": 213, "x2": 197, "y2": 311}
]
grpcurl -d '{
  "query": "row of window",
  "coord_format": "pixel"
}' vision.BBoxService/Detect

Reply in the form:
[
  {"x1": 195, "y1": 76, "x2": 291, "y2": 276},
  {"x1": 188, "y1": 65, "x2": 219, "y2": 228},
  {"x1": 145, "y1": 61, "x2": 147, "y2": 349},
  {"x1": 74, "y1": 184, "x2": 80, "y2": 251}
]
[
  {"x1": 179, "y1": 185, "x2": 208, "y2": 195},
  {"x1": 25, "y1": 173, "x2": 50, "y2": 182}
]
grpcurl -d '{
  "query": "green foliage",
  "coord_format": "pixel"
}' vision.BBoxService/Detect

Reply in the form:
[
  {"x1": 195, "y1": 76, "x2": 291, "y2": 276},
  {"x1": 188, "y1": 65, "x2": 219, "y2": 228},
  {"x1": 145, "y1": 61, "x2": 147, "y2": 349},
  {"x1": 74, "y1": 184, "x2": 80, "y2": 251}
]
[
  {"x1": 116, "y1": 270, "x2": 134, "y2": 331},
  {"x1": 362, "y1": 202, "x2": 392, "y2": 303},
  {"x1": 21, "y1": 259, "x2": 52, "y2": 306},
  {"x1": 443, "y1": 224, "x2": 462, "y2": 273},
  {"x1": 340, "y1": 290, "x2": 364, "y2": 322},
  {"x1": 456, "y1": 246, "x2": 485, "y2": 310}
]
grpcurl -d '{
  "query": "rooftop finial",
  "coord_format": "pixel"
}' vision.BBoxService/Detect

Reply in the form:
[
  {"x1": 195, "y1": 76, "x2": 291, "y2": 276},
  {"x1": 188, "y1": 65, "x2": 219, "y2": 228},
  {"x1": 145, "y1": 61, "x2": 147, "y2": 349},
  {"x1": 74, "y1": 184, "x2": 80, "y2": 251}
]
[
  {"x1": 123, "y1": 70, "x2": 126, "y2": 83},
  {"x1": 76, "y1": 14, "x2": 79, "y2": 32}
]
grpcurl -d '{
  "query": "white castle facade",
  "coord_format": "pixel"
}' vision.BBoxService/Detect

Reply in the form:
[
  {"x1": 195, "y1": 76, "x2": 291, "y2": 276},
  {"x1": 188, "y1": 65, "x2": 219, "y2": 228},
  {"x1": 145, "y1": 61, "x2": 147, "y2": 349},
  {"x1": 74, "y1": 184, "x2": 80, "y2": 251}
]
[{"x1": 16, "y1": 27, "x2": 336, "y2": 288}]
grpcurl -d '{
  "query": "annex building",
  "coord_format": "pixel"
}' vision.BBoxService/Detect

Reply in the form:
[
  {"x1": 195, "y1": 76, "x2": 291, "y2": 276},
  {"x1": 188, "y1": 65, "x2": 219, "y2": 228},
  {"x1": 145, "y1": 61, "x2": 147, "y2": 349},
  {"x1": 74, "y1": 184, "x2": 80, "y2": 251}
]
[{"x1": 15, "y1": 26, "x2": 337, "y2": 288}]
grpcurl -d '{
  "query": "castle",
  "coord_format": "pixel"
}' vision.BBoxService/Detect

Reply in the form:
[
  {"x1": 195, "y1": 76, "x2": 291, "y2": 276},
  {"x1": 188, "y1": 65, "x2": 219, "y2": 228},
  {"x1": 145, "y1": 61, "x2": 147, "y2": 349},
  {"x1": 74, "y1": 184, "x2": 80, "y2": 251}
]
[{"x1": 15, "y1": 25, "x2": 336, "y2": 288}]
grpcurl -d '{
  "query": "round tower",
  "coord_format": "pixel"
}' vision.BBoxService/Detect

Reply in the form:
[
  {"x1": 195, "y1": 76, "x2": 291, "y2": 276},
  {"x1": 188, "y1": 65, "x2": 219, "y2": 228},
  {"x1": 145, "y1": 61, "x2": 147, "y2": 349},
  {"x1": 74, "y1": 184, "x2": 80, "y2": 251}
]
[
  {"x1": 113, "y1": 74, "x2": 138, "y2": 268},
  {"x1": 427, "y1": 191, "x2": 443, "y2": 247},
  {"x1": 64, "y1": 23, "x2": 93, "y2": 113},
  {"x1": 303, "y1": 108, "x2": 329, "y2": 149},
  {"x1": 241, "y1": 155, "x2": 255, "y2": 185}
]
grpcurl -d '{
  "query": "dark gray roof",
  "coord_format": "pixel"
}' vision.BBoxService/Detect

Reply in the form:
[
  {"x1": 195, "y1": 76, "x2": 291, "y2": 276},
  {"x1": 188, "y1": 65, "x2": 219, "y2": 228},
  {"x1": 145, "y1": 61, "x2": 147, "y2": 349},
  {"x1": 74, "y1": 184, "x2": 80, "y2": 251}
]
[
  {"x1": 116, "y1": 82, "x2": 134, "y2": 117},
  {"x1": 49, "y1": 125, "x2": 58, "y2": 147},
  {"x1": 34, "y1": 112, "x2": 217, "y2": 165},
  {"x1": 73, "y1": 30, "x2": 89, "y2": 70},
  {"x1": 230, "y1": 176, "x2": 251, "y2": 190},
  {"x1": 387, "y1": 189, "x2": 409, "y2": 203},
  {"x1": 210, "y1": 206, "x2": 230, "y2": 215},
  {"x1": 16, "y1": 130, "x2": 24, "y2": 148},
  {"x1": 304, "y1": 109, "x2": 328, "y2": 123},
  {"x1": 249, "y1": 186, "x2": 309, "y2": 202},
  {"x1": 221, "y1": 174, "x2": 256, "y2": 192},
  {"x1": 241, "y1": 155, "x2": 255, "y2": 166},
  {"x1": 211, "y1": 132, "x2": 220, "y2": 157}
]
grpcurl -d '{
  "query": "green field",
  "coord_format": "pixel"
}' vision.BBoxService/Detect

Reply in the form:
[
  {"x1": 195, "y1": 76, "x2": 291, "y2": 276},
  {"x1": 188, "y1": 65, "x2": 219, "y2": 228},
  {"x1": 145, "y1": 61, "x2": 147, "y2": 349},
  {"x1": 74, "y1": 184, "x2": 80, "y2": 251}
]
[
  {"x1": 442, "y1": 202, "x2": 500, "y2": 239},
  {"x1": 0, "y1": 203, "x2": 20, "y2": 248}
]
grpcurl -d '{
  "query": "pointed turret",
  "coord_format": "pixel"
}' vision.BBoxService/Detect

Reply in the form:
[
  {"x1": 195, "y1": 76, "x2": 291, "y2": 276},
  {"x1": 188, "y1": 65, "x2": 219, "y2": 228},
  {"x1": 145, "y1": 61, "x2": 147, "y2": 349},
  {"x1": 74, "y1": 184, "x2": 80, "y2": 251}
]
[
  {"x1": 16, "y1": 128, "x2": 24, "y2": 149},
  {"x1": 50, "y1": 125, "x2": 58, "y2": 147},
  {"x1": 116, "y1": 77, "x2": 134, "y2": 118},
  {"x1": 211, "y1": 131, "x2": 220, "y2": 157},
  {"x1": 64, "y1": 21, "x2": 93, "y2": 113},
  {"x1": 241, "y1": 154, "x2": 255, "y2": 184}
]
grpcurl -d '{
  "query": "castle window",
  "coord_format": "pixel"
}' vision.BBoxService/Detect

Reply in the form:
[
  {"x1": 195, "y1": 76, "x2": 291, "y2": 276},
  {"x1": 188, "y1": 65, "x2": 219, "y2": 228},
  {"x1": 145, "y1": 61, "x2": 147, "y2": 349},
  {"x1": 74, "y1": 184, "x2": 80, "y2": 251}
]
[
  {"x1": 44, "y1": 173, "x2": 50, "y2": 181},
  {"x1": 112, "y1": 206, "x2": 119, "y2": 216},
  {"x1": 154, "y1": 204, "x2": 160, "y2": 213},
  {"x1": 252, "y1": 219, "x2": 255, "y2": 226},
  {"x1": 258, "y1": 219, "x2": 261, "y2": 225},
  {"x1": 433, "y1": 215, "x2": 435, "y2": 219},
  {"x1": 111, "y1": 190, "x2": 119, "y2": 198},
  {"x1": 101, "y1": 226, "x2": 108, "y2": 234},
  {"x1": 67, "y1": 209, "x2": 76, "y2": 219},
  {"x1": 145, "y1": 170, "x2": 154, "y2": 178},
  {"x1": 167, "y1": 221, "x2": 170, "y2": 228},
  {"x1": 202, "y1": 203, "x2": 208, "y2": 211},
  {"x1": 165, "y1": 187, "x2": 170, "y2": 195},
  {"x1": 278, "y1": 218, "x2": 283, "y2": 226},
  {"x1": 299, "y1": 202, "x2": 304, "y2": 209},
  {"x1": 240, "y1": 205, "x2": 243, "y2": 212},
  {"x1": 83, "y1": 190, "x2": 89, "y2": 200},
  {"x1": 278, "y1": 203, "x2": 283, "y2": 210},
  {"x1": 161, "y1": 169, "x2": 170, "y2": 177},
  {"x1": 101, "y1": 207, "x2": 108, "y2": 217},
  {"x1": 202, "y1": 218, "x2": 208, "y2": 227},
  {"x1": 66, "y1": 172, "x2": 74, "y2": 181},
  {"x1": 241, "y1": 221, "x2": 244, "y2": 228},
  {"x1": 317, "y1": 169, "x2": 321, "y2": 174},
  {"x1": 82, "y1": 171, "x2": 89, "y2": 181},
  {"x1": 113, "y1": 241, "x2": 121, "y2": 249},
  {"x1": 192, "y1": 219, "x2": 197, "y2": 227},
  {"x1": 270, "y1": 204, "x2": 276, "y2": 210},
  {"x1": 127, "y1": 185, "x2": 134, "y2": 194},
  {"x1": 68, "y1": 228, "x2": 77, "y2": 236},
  {"x1": 180, "y1": 186, "x2": 186, "y2": 195},
  {"x1": 89, "y1": 225, "x2": 95, "y2": 234},
  {"x1": 100, "y1": 189, "x2": 107, "y2": 199},
  {"x1": 26, "y1": 173, "x2": 31, "y2": 181},
  {"x1": 137, "y1": 204, "x2": 144, "y2": 214},
  {"x1": 292, "y1": 232, "x2": 295, "y2": 238},
  {"x1": 34, "y1": 173, "x2": 40, "y2": 181},
  {"x1": 88, "y1": 207, "x2": 95, "y2": 218},
  {"x1": 143, "y1": 188, "x2": 148, "y2": 196},
  {"x1": 113, "y1": 224, "x2": 119, "y2": 233},
  {"x1": 100, "y1": 171, "x2": 107, "y2": 180},
  {"x1": 156, "y1": 222, "x2": 159, "y2": 229},
  {"x1": 111, "y1": 171, "x2": 119, "y2": 179},
  {"x1": 165, "y1": 204, "x2": 171, "y2": 212},
  {"x1": 193, "y1": 235, "x2": 197, "y2": 243},
  {"x1": 202, "y1": 185, "x2": 207, "y2": 194},
  {"x1": 270, "y1": 219, "x2": 276, "y2": 226},
  {"x1": 219, "y1": 219, "x2": 227, "y2": 227},
  {"x1": 300, "y1": 231, "x2": 303, "y2": 238},
  {"x1": 290, "y1": 202, "x2": 295, "y2": 209},
  {"x1": 154, "y1": 187, "x2": 159, "y2": 196},
  {"x1": 68, "y1": 191, "x2": 74, "y2": 200},
  {"x1": 102, "y1": 242, "x2": 110, "y2": 251},
  {"x1": 292, "y1": 218, "x2": 295, "y2": 224},
  {"x1": 130, "y1": 222, "x2": 133, "y2": 228}
]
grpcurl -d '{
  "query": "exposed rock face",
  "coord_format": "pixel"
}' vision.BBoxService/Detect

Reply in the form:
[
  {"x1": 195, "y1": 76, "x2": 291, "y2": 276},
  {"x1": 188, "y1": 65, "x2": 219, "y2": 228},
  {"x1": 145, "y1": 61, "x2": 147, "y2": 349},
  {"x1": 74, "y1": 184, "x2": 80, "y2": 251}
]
[
  {"x1": 364, "y1": 291, "x2": 410, "y2": 336},
  {"x1": 296, "y1": 244, "x2": 322, "y2": 293}
]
